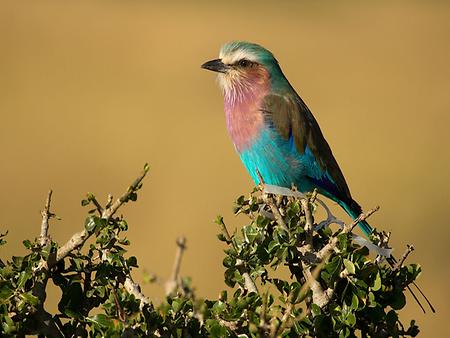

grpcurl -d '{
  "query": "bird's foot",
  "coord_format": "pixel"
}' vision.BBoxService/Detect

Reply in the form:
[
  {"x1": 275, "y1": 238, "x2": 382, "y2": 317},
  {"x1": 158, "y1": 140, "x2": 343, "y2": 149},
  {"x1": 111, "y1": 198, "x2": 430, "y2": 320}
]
[
  {"x1": 260, "y1": 185, "x2": 392, "y2": 258},
  {"x1": 263, "y1": 184, "x2": 306, "y2": 198},
  {"x1": 353, "y1": 234, "x2": 392, "y2": 258},
  {"x1": 314, "y1": 198, "x2": 346, "y2": 230}
]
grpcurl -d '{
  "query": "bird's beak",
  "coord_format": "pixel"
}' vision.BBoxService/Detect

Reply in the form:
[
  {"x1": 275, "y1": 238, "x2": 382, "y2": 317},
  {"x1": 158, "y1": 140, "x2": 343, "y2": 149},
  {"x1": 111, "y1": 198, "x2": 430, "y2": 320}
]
[{"x1": 201, "y1": 59, "x2": 229, "y2": 73}]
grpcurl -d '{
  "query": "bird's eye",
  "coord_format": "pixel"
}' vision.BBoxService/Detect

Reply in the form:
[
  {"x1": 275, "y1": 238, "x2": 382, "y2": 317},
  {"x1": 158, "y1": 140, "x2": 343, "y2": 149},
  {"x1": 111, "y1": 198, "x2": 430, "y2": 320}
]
[{"x1": 238, "y1": 59, "x2": 252, "y2": 68}]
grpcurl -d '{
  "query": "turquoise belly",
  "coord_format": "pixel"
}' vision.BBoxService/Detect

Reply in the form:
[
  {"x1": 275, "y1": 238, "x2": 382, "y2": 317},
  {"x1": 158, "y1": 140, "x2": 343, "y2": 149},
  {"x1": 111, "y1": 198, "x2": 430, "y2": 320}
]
[{"x1": 238, "y1": 129, "x2": 321, "y2": 192}]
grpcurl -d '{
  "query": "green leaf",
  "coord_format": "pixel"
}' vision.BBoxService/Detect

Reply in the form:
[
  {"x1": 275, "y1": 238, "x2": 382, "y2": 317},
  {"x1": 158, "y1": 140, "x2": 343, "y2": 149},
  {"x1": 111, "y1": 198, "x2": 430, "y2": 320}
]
[
  {"x1": 243, "y1": 225, "x2": 258, "y2": 243},
  {"x1": 311, "y1": 303, "x2": 321, "y2": 316},
  {"x1": 87, "y1": 313, "x2": 113, "y2": 329},
  {"x1": 127, "y1": 256, "x2": 138, "y2": 268},
  {"x1": 268, "y1": 240, "x2": 280, "y2": 253},
  {"x1": 22, "y1": 239, "x2": 32, "y2": 249},
  {"x1": 215, "y1": 215, "x2": 224, "y2": 226},
  {"x1": 217, "y1": 233, "x2": 228, "y2": 242},
  {"x1": 390, "y1": 291, "x2": 406, "y2": 310},
  {"x1": 289, "y1": 282, "x2": 301, "y2": 304},
  {"x1": 351, "y1": 294, "x2": 359, "y2": 310},
  {"x1": 58, "y1": 282, "x2": 83, "y2": 317},
  {"x1": 0, "y1": 282, "x2": 14, "y2": 302},
  {"x1": 12, "y1": 256, "x2": 24, "y2": 268},
  {"x1": 206, "y1": 319, "x2": 228, "y2": 338},
  {"x1": 129, "y1": 192, "x2": 138, "y2": 201},
  {"x1": 343, "y1": 259, "x2": 355, "y2": 275},
  {"x1": 19, "y1": 291, "x2": 39, "y2": 306},
  {"x1": 2, "y1": 315, "x2": 16, "y2": 334},
  {"x1": 386, "y1": 309, "x2": 398, "y2": 330},
  {"x1": 212, "y1": 300, "x2": 226, "y2": 315},
  {"x1": 346, "y1": 313, "x2": 356, "y2": 327},
  {"x1": 368, "y1": 292, "x2": 377, "y2": 307},
  {"x1": 337, "y1": 233, "x2": 348, "y2": 252},
  {"x1": 85, "y1": 216, "x2": 97, "y2": 232},
  {"x1": 17, "y1": 270, "x2": 31, "y2": 288},
  {"x1": 372, "y1": 271, "x2": 381, "y2": 291},
  {"x1": 172, "y1": 298, "x2": 182, "y2": 313}
]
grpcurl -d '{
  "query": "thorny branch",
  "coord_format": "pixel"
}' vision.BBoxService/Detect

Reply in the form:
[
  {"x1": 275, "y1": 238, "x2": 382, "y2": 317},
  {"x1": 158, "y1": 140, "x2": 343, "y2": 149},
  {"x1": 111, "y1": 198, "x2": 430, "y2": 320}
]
[
  {"x1": 39, "y1": 190, "x2": 53, "y2": 247},
  {"x1": 165, "y1": 236, "x2": 187, "y2": 296},
  {"x1": 39, "y1": 164, "x2": 149, "y2": 271},
  {"x1": 32, "y1": 165, "x2": 153, "y2": 327},
  {"x1": 394, "y1": 245, "x2": 415, "y2": 271}
]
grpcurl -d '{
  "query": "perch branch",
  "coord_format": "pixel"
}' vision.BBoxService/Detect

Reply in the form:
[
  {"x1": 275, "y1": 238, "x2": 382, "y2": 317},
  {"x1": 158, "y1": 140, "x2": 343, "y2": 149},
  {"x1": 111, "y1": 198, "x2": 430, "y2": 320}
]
[
  {"x1": 264, "y1": 194, "x2": 289, "y2": 232},
  {"x1": 299, "y1": 205, "x2": 378, "y2": 309},
  {"x1": 256, "y1": 169, "x2": 288, "y2": 232}
]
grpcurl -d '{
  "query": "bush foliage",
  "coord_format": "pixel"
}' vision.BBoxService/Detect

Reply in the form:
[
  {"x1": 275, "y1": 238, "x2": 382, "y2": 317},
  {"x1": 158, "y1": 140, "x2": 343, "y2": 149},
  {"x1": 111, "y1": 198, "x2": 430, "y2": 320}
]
[{"x1": 0, "y1": 166, "x2": 422, "y2": 337}]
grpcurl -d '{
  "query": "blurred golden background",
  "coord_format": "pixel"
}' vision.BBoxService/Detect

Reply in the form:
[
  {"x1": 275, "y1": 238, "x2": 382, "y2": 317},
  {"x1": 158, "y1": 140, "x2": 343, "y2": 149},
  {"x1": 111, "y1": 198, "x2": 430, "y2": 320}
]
[{"x1": 1, "y1": 0, "x2": 449, "y2": 336}]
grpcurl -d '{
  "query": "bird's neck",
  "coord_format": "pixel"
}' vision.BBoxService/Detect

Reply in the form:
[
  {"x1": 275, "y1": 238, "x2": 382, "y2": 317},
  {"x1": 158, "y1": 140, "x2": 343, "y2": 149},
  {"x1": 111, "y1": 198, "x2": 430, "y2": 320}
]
[{"x1": 223, "y1": 69, "x2": 270, "y2": 152}]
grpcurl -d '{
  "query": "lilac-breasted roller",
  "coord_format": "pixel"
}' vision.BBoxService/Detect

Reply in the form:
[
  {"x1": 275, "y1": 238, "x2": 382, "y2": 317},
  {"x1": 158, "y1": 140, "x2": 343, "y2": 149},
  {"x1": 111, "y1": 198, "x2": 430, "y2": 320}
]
[
  {"x1": 201, "y1": 41, "x2": 372, "y2": 235},
  {"x1": 202, "y1": 41, "x2": 434, "y2": 312}
]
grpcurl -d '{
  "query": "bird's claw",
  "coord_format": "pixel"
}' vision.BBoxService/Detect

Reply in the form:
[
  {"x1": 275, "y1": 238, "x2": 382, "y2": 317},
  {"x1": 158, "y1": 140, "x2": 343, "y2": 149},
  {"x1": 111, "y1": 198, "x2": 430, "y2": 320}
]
[
  {"x1": 263, "y1": 184, "x2": 305, "y2": 198},
  {"x1": 314, "y1": 198, "x2": 345, "y2": 230}
]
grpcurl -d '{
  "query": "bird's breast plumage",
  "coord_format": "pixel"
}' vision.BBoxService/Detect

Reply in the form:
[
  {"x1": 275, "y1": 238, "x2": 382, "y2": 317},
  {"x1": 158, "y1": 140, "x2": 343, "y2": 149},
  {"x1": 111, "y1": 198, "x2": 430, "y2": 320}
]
[{"x1": 223, "y1": 68, "x2": 270, "y2": 152}]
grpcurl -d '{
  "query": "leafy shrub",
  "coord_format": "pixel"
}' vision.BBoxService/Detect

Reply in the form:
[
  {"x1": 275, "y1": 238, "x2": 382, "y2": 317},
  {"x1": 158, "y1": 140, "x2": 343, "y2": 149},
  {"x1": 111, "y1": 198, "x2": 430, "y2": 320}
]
[{"x1": 0, "y1": 165, "x2": 423, "y2": 337}]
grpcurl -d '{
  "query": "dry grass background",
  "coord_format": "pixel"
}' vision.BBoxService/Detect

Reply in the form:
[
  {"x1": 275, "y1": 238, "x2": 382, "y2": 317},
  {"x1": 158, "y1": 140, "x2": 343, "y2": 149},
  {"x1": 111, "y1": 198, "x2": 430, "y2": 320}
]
[{"x1": 1, "y1": 1, "x2": 449, "y2": 336}]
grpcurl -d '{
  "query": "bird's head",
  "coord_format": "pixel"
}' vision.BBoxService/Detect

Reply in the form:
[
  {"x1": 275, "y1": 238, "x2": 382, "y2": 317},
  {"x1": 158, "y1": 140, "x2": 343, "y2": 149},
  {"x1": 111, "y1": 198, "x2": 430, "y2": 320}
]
[{"x1": 201, "y1": 41, "x2": 281, "y2": 98}]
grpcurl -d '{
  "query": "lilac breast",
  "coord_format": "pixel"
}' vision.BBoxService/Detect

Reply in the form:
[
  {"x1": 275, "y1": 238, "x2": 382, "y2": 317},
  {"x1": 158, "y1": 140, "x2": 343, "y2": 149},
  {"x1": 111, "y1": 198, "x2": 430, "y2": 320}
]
[{"x1": 223, "y1": 68, "x2": 270, "y2": 153}]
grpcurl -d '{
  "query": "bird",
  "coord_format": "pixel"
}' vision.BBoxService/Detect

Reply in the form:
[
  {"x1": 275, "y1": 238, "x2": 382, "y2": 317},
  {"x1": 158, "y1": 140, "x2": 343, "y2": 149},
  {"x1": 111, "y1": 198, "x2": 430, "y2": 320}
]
[{"x1": 201, "y1": 41, "x2": 434, "y2": 312}]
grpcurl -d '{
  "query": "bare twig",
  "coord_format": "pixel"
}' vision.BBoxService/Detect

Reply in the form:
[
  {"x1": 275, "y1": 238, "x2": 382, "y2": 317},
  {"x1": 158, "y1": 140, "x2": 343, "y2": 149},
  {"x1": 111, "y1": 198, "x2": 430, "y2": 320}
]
[
  {"x1": 165, "y1": 236, "x2": 187, "y2": 296},
  {"x1": 39, "y1": 190, "x2": 53, "y2": 247},
  {"x1": 101, "y1": 164, "x2": 149, "y2": 219},
  {"x1": 219, "y1": 218, "x2": 233, "y2": 243},
  {"x1": 394, "y1": 245, "x2": 415, "y2": 270},
  {"x1": 87, "y1": 192, "x2": 104, "y2": 215},
  {"x1": 39, "y1": 164, "x2": 149, "y2": 271}
]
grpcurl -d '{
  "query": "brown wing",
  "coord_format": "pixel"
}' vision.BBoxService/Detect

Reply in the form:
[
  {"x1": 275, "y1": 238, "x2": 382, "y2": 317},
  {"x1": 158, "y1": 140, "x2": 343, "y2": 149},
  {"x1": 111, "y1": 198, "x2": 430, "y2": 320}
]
[{"x1": 260, "y1": 92, "x2": 353, "y2": 204}]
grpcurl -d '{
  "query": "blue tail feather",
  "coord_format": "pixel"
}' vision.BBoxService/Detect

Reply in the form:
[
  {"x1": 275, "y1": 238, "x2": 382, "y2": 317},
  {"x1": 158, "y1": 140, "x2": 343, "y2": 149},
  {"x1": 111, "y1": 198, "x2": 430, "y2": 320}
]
[{"x1": 339, "y1": 200, "x2": 373, "y2": 236}]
